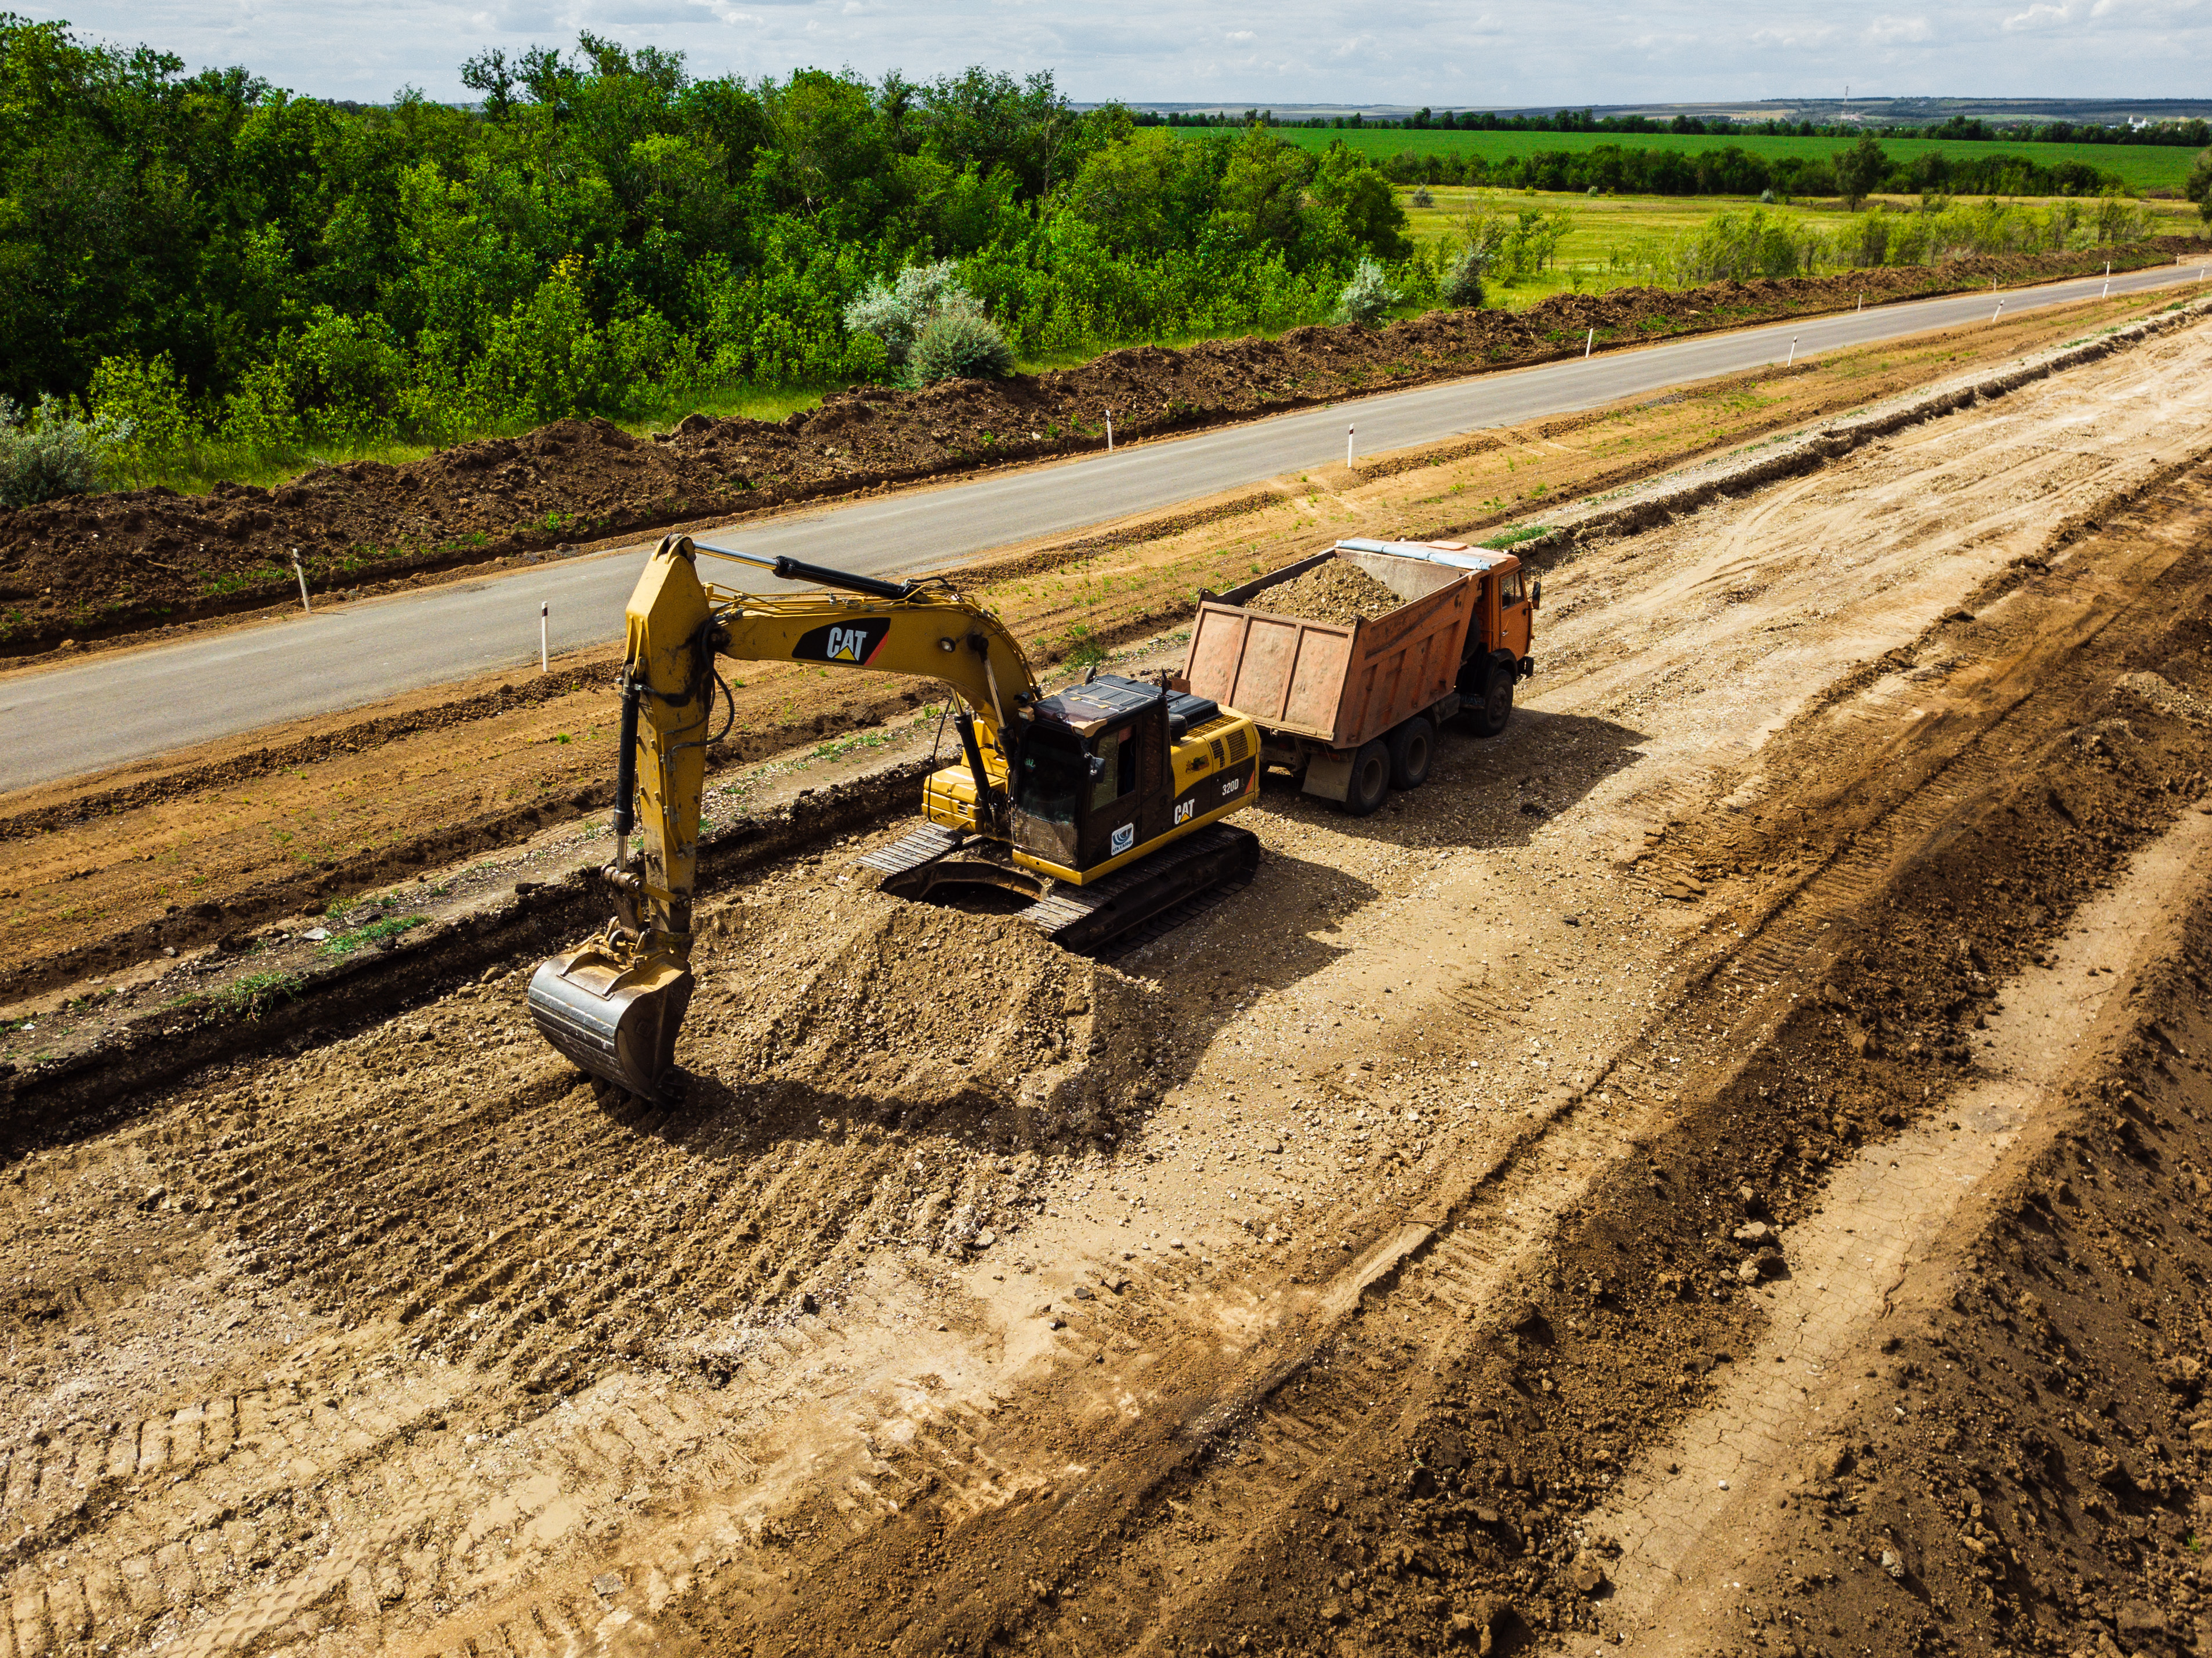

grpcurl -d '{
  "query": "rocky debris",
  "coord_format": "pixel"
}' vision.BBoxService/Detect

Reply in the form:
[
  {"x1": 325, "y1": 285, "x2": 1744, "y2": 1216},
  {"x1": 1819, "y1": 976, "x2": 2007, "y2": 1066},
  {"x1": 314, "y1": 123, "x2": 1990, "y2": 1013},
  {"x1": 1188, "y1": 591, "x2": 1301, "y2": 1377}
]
[{"x1": 1252, "y1": 559, "x2": 1405, "y2": 627}]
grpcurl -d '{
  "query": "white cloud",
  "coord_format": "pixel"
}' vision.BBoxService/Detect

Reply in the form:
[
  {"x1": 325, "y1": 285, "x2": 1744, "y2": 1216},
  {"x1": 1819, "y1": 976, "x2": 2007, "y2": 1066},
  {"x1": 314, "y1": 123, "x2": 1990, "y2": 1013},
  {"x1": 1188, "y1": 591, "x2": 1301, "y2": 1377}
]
[
  {"x1": 23, "y1": 0, "x2": 2212, "y2": 106},
  {"x1": 1865, "y1": 12, "x2": 1932, "y2": 42},
  {"x1": 1747, "y1": 22, "x2": 1837, "y2": 46}
]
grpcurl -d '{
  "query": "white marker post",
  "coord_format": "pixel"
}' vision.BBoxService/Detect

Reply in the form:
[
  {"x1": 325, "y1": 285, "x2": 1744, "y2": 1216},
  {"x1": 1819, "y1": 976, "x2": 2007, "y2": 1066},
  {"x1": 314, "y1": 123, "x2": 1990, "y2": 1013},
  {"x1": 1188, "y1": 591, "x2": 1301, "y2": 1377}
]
[
  {"x1": 1346, "y1": 425, "x2": 1355, "y2": 468},
  {"x1": 289, "y1": 549, "x2": 311, "y2": 614},
  {"x1": 1584, "y1": 327, "x2": 1594, "y2": 359},
  {"x1": 1786, "y1": 336, "x2": 1798, "y2": 368},
  {"x1": 1105, "y1": 409, "x2": 1114, "y2": 452},
  {"x1": 1857, "y1": 293, "x2": 1863, "y2": 311},
  {"x1": 2102, "y1": 261, "x2": 2111, "y2": 299},
  {"x1": 540, "y1": 601, "x2": 549, "y2": 674},
  {"x1": 1992, "y1": 298, "x2": 2004, "y2": 324}
]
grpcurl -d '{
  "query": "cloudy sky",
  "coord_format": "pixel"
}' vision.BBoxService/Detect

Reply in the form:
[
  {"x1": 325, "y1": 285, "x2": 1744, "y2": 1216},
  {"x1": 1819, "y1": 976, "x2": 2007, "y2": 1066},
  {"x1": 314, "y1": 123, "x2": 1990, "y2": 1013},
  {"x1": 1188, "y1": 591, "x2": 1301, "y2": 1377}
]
[{"x1": 24, "y1": 0, "x2": 2212, "y2": 107}]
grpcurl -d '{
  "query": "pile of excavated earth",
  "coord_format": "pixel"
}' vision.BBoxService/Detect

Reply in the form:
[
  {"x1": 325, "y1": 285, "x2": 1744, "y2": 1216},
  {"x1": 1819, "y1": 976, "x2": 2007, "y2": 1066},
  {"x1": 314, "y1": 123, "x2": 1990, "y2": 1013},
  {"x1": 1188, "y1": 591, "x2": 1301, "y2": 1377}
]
[
  {"x1": 0, "y1": 238, "x2": 2197, "y2": 654},
  {"x1": 6, "y1": 288, "x2": 2212, "y2": 1658},
  {"x1": 1256, "y1": 558, "x2": 1409, "y2": 625}
]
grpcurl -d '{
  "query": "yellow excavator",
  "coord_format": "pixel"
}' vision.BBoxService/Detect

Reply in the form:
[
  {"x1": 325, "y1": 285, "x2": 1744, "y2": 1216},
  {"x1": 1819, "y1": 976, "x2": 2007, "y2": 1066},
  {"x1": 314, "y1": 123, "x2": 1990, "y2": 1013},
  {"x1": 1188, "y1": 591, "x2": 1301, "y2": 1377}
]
[{"x1": 526, "y1": 534, "x2": 1262, "y2": 1101}]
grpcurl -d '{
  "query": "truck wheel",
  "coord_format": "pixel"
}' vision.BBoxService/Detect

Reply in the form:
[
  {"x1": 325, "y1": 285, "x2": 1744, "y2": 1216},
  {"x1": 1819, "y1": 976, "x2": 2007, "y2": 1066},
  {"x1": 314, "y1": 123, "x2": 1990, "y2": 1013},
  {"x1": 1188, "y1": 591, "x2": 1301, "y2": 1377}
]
[
  {"x1": 1341, "y1": 739, "x2": 1391, "y2": 817},
  {"x1": 1388, "y1": 716, "x2": 1434, "y2": 789},
  {"x1": 1475, "y1": 667, "x2": 1515, "y2": 738}
]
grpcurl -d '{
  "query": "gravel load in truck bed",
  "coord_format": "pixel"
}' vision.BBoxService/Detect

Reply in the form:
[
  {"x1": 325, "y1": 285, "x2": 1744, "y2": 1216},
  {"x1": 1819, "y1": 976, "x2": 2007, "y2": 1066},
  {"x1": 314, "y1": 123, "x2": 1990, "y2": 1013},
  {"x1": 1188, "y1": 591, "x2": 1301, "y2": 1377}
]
[{"x1": 1249, "y1": 560, "x2": 1408, "y2": 626}]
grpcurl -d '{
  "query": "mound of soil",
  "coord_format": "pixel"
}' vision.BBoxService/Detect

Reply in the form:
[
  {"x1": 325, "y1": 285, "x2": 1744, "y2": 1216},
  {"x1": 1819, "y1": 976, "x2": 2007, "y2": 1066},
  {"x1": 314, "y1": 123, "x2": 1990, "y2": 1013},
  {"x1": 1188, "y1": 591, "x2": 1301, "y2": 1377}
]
[
  {"x1": 691, "y1": 880, "x2": 1162, "y2": 1170},
  {"x1": 1256, "y1": 558, "x2": 1405, "y2": 625},
  {"x1": 0, "y1": 239, "x2": 2198, "y2": 655}
]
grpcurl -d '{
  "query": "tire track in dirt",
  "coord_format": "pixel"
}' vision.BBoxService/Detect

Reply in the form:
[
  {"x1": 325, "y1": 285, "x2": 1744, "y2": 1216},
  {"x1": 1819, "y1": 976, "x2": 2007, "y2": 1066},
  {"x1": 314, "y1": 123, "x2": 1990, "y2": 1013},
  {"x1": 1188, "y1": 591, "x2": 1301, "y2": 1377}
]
[
  {"x1": 1583, "y1": 804, "x2": 2212, "y2": 1654},
  {"x1": 6, "y1": 314, "x2": 2212, "y2": 1658}
]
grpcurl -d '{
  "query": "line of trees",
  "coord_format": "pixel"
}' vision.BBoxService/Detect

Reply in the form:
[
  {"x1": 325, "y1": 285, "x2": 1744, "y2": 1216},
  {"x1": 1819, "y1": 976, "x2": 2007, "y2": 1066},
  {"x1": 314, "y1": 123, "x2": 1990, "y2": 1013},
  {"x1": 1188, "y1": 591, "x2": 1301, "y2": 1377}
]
[
  {"x1": 2, "y1": 11, "x2": 2200, "y2": 496},
  {"x1": 1137, "y1": 107, "x2": 2212, "y2": 147},
  {"x1": 1374, "y1": 136, "x2": 2134, "y2": 202},
  {"x1": 0, "y1": 15, "x2": 1417, "y2": 474}
]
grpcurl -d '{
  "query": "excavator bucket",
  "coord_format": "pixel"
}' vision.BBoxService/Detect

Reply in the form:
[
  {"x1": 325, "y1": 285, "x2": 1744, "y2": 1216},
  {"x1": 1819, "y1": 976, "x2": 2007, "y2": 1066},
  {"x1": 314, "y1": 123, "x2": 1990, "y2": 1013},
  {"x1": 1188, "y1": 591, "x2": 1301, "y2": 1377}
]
[{"x1": 527, "y1": 941, "x2": 694, "y2": 1104}]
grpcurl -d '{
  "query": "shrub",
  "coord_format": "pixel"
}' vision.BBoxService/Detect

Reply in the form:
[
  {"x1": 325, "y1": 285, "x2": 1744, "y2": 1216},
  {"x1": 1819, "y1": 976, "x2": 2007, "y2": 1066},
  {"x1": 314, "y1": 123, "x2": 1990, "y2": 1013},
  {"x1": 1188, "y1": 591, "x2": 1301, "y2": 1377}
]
[
  {"x1": 905, "y1": 308, "x2": 1016, "y2": 384},
  {"x1": 1335, "y1": 256, "x2": 1400, "y2": 326},
  {"x1": 843, "y1": 259, "x2": 980, "y2": 368},
  {"x1": 1409, "y1": 184, "x2": 1434, "y2": 208},
  {"x1": 0, "y1": 396, "x2": 127, "y2": 507},
  {"x1": 1439, "y1": 249, "x2": 1487, "y2": 309}
]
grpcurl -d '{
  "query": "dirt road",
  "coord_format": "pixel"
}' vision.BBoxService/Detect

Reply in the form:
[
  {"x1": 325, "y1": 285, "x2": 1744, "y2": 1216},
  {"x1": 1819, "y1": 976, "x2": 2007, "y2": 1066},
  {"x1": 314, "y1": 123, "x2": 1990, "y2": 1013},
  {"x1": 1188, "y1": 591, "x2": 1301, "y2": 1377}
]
[{"x1": 4, "y1": 308, "x2": 2212, "y2": 1658}]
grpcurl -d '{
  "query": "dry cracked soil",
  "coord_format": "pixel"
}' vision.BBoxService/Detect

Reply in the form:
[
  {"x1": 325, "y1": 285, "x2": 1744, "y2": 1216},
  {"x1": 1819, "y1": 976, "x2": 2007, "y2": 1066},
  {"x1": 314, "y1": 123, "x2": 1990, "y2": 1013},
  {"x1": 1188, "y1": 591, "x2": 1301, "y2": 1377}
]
[{"x1": 3, "y1": 299, "x2": 2212, "y2": 1658}]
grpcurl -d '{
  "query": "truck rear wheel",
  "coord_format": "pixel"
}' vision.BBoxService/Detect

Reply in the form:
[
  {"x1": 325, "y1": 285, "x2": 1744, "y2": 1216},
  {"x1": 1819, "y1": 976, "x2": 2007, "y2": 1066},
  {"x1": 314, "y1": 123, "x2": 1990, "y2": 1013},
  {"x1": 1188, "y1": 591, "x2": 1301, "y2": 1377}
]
[
  {"x1": 1474, "y1": 667, "x2": 1515, "y2": 738},
  {"x1": 1388, "y1": 716, "x2": 1434, "y2": 789},
  {"x1": 1341, "y1": 739, "x2": 1391, "y2": 817}
]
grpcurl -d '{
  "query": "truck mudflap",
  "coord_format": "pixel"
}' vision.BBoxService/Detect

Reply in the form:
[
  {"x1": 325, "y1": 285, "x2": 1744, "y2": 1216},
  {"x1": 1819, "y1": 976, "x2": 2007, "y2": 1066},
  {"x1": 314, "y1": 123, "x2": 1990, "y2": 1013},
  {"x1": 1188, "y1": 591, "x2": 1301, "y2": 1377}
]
[{"x1": 1302, "y1": 749, "x2": 1357, "y2": 803}]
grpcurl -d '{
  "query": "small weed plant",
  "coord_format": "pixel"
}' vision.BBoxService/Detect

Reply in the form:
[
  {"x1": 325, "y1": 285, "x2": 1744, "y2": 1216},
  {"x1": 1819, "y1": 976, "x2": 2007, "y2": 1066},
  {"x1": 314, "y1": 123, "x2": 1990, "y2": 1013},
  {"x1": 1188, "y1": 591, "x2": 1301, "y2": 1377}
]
[
  {"x1": 321, "y1": 915, "x2": 427, "y2": 957},
  {"x1": 219, "y1": 971, "x2": 303, "y2": 1013}
]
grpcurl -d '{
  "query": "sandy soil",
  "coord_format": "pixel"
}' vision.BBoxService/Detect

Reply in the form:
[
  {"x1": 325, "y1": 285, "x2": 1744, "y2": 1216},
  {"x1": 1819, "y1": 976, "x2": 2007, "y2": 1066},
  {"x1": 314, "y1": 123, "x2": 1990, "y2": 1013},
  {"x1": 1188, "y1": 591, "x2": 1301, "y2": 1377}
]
[
  {"x1": 0, "y1": 285, "x2": 2189, "y2": 1020},
  {"x1": 0, "y1": 242, "x2": 2198, "y2": 656},
  {"x1": 1, "y1": 304, "x2": 2211, "y2": 1658}
]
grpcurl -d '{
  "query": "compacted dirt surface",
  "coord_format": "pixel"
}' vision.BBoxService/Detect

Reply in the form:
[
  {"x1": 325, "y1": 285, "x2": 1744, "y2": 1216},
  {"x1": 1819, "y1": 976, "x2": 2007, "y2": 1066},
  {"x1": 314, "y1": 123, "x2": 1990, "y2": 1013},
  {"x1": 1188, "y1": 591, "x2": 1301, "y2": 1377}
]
[
  {"x1": 0, "y1": 284, "x2": 2192, "y2": 1019},
  {"x1": 0, "y1": 241, "x2": 2198, "y2": 655},
  {"x1": 5, "y1": 300, "x2": 2212, "y2": 1658}
]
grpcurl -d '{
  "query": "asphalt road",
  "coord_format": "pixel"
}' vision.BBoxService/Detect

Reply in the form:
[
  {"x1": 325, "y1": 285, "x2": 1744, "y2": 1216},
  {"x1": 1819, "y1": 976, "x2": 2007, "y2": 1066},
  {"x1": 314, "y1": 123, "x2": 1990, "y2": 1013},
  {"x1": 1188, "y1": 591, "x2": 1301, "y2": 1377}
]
[{"x1": 2, "y1": 261, "x2": 2202, "y2": 792}]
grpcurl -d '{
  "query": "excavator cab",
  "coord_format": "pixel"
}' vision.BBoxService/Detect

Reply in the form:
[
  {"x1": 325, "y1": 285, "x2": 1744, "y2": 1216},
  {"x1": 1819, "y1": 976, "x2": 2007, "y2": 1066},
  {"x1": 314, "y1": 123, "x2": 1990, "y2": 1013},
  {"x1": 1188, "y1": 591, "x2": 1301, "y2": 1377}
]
[{"x1": 1010, "y1": 676, "x2": 1173, "y2": 874}]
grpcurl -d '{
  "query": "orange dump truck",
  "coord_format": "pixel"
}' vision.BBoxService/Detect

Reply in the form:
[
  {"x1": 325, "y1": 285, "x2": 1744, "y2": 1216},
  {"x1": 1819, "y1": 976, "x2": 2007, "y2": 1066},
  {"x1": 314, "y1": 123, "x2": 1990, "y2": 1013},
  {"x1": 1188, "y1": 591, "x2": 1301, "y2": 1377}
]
[{"x1": 1178, "y1": 537, "x2": 1537, "y2": 816}]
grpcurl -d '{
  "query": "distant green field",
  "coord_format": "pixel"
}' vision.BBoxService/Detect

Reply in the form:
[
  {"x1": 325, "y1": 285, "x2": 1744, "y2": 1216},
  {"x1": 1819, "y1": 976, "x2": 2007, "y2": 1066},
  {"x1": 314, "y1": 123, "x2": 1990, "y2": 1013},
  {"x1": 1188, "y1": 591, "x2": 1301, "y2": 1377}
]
[{"x1": 1161, "y1": 126, "x2": 2198, "y2": 193}]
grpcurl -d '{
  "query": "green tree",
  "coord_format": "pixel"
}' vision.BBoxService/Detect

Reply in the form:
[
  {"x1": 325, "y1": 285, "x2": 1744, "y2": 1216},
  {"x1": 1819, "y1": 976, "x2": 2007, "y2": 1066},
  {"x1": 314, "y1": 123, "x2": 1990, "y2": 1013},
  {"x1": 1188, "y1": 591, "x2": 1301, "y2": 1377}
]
[
  {"x1": 1834, "y1": 134, "x2": 1890, "y2": 210},
  {"x1": 1211, "y1": 125, "x2": 1313, "y2": 254},
  {"x1": 2189, "y1": 148, "x2": 2212, "y2": 227},
  {"x1": 1311, "y1": 142, "x2": 1411, "y2": 260}
]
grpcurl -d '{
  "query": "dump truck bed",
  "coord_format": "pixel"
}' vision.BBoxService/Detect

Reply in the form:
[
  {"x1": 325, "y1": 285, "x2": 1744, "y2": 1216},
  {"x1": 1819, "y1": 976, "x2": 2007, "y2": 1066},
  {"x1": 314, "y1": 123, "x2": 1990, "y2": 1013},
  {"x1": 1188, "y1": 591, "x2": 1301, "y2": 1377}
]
[{"x1": 1182, "y1": 542, "x2": 1486, "y2": 752}]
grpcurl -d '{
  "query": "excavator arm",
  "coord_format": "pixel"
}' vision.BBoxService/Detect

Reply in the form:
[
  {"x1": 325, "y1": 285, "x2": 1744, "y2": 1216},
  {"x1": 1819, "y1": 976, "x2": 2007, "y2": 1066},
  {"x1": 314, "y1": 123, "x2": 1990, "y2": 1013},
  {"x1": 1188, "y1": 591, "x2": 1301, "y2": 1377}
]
[{"x1": 527, "y1": 534, "x2": 1038, "y2": 1100}]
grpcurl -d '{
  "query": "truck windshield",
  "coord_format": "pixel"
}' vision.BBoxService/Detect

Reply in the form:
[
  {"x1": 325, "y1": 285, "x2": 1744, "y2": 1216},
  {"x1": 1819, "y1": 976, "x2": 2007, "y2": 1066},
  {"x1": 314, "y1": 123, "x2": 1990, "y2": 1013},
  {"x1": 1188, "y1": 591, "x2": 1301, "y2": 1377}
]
[{"x1": 1016, "y1": 723, "x2": 1088, "y2": 825}]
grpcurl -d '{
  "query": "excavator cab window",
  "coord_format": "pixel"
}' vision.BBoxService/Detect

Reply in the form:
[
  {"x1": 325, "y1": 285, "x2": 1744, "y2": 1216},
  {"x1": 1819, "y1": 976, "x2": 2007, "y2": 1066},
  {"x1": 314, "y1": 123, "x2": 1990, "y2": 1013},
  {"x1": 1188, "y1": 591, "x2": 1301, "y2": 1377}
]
[
  {"x1": 1014, "y1": 676, "x2": 1173, "y2": 874},
  {"x1": 1090, "y1": 725, "x2": 1138, "y2": 812},
  {"x1": 1016, "y1": 723, "x2": 1088, "y2": 826}
]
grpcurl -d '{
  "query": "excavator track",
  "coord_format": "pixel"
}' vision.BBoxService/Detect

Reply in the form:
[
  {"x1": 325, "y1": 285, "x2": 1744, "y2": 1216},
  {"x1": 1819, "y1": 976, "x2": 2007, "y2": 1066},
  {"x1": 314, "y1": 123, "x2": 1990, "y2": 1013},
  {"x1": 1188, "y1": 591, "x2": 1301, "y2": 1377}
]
[
  {"x1": 1017, "y1": 823, "x2": 1260, "y2": 953},
  {"x1": 857, "y1": 822, "x2": 1260, "y2": 958}
]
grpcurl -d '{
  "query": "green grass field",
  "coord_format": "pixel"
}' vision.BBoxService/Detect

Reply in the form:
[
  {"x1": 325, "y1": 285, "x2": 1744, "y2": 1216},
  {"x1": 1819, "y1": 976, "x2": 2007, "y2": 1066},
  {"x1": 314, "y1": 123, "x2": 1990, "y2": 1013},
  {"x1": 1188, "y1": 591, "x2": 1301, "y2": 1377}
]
[
  {"x1": 1391, "y1": 186, "x2": 2204, "y2": 310},
  {"x1": 1165, "y1": 126, "x2": 2199, "y2": 194}
]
